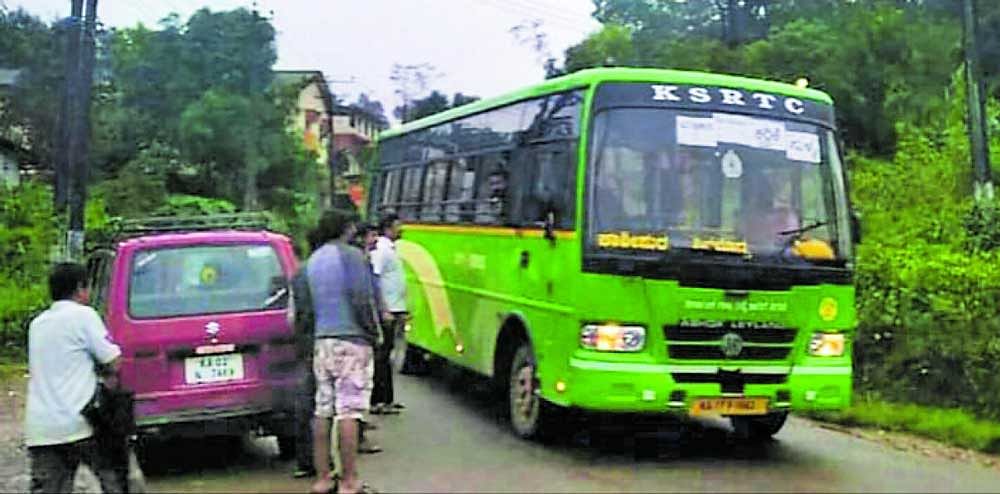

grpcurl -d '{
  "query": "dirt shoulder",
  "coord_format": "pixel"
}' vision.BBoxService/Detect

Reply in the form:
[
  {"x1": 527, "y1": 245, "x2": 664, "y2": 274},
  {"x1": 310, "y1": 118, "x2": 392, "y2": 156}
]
[
  {"x1": 800, "y1": 416, "x2": 1000, "y2": 472},
  {"x1": 1, "y1": 367, "x2": 103, "y2": 493},
  {"x1": 1, "y1": 370, "x2": 30, "y2": 493}
]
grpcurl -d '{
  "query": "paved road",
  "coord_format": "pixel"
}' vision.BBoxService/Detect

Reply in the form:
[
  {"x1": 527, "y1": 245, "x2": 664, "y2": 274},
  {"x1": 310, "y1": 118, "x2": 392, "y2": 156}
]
[{"x1": 146, "y1": 365, "x2": 1000, "y2": 493}]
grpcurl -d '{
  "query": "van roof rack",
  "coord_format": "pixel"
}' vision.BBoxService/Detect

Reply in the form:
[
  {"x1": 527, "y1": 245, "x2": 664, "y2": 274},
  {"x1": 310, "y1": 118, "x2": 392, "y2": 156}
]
[{"x1": 96, "y1": 213, "x2": 273, "y2": 244}]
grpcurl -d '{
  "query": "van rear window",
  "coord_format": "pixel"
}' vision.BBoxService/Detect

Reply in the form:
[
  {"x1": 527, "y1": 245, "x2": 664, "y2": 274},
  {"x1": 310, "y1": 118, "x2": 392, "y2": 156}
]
[{"x1": 129, "y1": 244, "x2": 286, "y2": 319}]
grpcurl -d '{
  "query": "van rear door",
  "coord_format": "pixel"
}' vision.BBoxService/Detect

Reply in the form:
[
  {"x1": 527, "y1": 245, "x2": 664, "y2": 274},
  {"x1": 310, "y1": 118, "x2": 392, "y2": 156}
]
[{"x1": 122, "y1": 243, "x2": 289, "y2": 416}]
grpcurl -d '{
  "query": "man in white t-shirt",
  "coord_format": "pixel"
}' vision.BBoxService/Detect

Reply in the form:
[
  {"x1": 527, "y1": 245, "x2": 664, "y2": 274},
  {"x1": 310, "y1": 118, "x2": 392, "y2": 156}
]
[
  {"x1": 25, "y1": 263, "x2": 123, "y2": 493},
  {"x1": 369, "y1": 214, "x2": 407, "y2": 414}
]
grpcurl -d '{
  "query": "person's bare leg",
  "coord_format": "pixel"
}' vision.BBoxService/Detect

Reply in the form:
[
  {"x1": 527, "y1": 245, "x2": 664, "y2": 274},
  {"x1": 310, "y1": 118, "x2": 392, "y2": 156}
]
[
  {"x1": 311, "y1": 417, "x2": 334, "y2": 493},
  {"x1": 337, "y1": 418, "x2": 361, "y2": 493}
]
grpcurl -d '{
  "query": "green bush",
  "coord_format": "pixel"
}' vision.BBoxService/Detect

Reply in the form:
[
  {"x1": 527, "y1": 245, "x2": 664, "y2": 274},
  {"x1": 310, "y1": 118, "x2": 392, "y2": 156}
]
[
  {"x1": 963, "y1": 198, "x2": 1000, "y2": 252},
  {"x1": 154, "y1": 194, "x2": 238, "y2": 216},
  {"x1": 0, "y1": 182, "x2": 56, "y2": 350},
  {"x1": 849, "y1": 88, "x2": 1000, "y2": 422},
  {"x1": 853, "y1": 244, "x2": 1000, "y2": 420}
]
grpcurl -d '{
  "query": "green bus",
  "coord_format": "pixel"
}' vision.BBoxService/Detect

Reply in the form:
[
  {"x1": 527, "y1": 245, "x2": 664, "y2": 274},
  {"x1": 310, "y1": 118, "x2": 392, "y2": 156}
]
[{"x1": 369, "y1": 67, "x2": 858, "y2": 441}]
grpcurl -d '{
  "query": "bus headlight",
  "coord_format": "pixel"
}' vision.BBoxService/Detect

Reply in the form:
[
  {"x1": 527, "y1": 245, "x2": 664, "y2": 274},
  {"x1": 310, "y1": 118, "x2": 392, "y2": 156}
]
[
  {"x1": 580, "y1": 324, "x2": 645, "y2": 352},
  {"x1": 809, "y1": 332, "x2": 846, "y2": 357}
]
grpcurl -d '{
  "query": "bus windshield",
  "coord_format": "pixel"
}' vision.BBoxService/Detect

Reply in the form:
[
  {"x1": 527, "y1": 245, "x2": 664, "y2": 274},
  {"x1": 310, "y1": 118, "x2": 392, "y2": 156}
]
[{"x1": 587, "y1": 107, "x2": 851, "y2": 263}]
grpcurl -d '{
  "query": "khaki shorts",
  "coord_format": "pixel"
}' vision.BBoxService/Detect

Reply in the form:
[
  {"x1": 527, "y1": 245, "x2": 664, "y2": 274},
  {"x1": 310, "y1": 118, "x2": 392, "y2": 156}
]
[{"x1": 313, "y1": 338, "x2": 374, "y2": 421}]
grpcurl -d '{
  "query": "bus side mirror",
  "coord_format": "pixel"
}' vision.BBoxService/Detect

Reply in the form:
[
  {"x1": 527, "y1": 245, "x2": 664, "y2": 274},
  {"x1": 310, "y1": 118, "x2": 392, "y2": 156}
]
[{"x1": 850, "y1": 211, "x2": 862, "y2": 244}]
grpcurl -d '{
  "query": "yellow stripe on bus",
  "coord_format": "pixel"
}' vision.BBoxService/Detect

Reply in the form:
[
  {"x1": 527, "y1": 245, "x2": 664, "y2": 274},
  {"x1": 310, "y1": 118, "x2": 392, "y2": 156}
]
[
  {"x1": 396, "y1": 239, "x2": 459, "y2": 342},
  {"x1": 402, "y1": 223, "x2": 577, "y2": 240}
]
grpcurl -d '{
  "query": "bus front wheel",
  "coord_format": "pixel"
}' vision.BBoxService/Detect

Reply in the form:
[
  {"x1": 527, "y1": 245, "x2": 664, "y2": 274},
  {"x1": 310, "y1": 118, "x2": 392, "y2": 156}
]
[
  {"x1": 730, "y1": 411, "x2": 788, "y2": 442},
  {"x1": 508, "y1": 343, "x2": 563, "y2": 441}
]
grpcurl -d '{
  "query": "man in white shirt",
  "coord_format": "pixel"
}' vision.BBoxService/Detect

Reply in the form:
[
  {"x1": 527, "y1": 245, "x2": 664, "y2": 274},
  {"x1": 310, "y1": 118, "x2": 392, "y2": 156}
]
[
  {"x1": 25, "y1": 263, "x2": 123, "y2": 493},
  {"x1": 369, "y1": 214, "x2": 407, "y2": 414}
]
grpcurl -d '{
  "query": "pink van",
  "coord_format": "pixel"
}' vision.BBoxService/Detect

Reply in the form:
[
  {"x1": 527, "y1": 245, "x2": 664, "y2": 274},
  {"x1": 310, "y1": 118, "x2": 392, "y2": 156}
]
[{"x1": 85, "y1": 215, "x2": 301, "y2": 457}]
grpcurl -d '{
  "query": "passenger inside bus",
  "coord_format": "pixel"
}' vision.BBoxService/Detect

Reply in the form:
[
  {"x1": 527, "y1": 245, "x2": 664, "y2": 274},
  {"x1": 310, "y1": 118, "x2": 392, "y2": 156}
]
[{"x1": 475, "y1": 158, "x2": 509, "y2": 224}]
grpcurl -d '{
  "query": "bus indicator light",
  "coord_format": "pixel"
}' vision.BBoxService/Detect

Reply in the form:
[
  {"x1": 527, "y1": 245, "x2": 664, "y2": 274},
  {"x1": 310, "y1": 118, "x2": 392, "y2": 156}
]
[{"x1": 819, "y1": 297, "x2": 838, "y2": 321}]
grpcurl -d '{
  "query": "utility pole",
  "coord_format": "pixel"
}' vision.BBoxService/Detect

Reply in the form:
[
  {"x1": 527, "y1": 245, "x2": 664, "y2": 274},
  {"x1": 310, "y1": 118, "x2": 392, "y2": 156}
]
[
  {"x1": 55, "y1": 0, "x2": 83, "y2": 214},
  {"x1": 66, "y1": 0, "x2": 98, "y2": 260},
  {"x1": 963, "y1": 0, "x2": 994, "y2": 202}
]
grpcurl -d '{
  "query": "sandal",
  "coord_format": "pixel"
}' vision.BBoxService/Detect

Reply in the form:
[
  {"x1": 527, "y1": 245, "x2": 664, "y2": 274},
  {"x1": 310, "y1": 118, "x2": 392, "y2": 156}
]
[
  {"x1": 292, "y1": 466, "x2": 315, "y2": 479},
  {"x1": 358, "y1": 443, "x2": 383, "y2": 454}
]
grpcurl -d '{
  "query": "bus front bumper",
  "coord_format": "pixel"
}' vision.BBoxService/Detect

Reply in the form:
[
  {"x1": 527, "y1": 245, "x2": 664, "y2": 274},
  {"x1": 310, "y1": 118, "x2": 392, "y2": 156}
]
[{"x1": 555, "y1": 358, "x2": 851, "y2": 414}]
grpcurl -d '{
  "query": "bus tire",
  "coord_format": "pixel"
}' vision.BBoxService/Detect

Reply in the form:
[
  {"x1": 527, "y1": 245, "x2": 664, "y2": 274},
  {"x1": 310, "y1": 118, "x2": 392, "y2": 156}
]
[
  {"x1": 730, "y1": 411, "x2": 788, "y2": 442},
  {"x1": 508, "y1": 343, "x2": 563, "y2": 441}
]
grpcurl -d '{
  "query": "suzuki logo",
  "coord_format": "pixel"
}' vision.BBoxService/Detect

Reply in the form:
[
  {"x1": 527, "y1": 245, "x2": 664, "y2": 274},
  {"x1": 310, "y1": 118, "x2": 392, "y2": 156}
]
[
  {"x1": 205, "y1": 321, "x2": 221, "y2": 338},
  {"x1": 720, "y1": 332, "x2": 744, "y2": 358}
]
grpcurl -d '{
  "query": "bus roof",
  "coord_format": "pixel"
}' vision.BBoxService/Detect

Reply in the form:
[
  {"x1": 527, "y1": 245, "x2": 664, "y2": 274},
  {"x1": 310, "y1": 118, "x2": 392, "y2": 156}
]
[{"x1": 379, "y1": 67, "x2": 834, "y2": 140}]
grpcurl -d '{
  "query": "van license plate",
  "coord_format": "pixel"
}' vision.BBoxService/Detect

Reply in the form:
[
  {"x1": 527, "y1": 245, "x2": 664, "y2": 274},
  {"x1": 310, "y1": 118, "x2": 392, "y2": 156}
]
[
  {"x1": 185, "y1": 353, "x2": 244, "y2": 384},
  {"x1": 690, "y1": 397, "x2": 768, "y2": 416}
]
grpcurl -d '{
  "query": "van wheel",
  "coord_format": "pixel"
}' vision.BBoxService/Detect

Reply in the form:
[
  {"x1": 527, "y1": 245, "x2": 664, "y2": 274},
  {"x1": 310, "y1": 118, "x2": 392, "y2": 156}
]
[
  {"x1": 508, "y1": 343, "x2": 563, "y2": 441},
  {"x1": 276, "y1": 434, "x2": 296, "y2": 460},
  {"x1": 731, "y1": 412, "x2": 788, "y2": 442}
]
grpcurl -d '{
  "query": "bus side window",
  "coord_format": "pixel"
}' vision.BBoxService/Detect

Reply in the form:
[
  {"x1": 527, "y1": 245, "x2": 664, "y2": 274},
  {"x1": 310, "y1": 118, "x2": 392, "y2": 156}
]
[
  {"x1": 515, "y1": 142, "x2": 577, "y2": 229},
  {"x1": 474, "y1": 153, "x2": 509, "y2": 225},
  {"x1": 399, "y1": 165, "x2": 424, "y2": 221},
  {"x1": 380, "y1": 169, "x2": 402, "y2": 215},
  {"x1": 445, "y1": 158, "x2": 476, "y2": 223},
  {"x1": 420, "y1": 161, "x2": 448, "y2": 222}
]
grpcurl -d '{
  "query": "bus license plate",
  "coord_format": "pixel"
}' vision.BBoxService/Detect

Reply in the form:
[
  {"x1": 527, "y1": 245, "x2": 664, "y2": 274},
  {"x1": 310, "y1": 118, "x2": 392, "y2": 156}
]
[
  {"x1": 185, "y1": 353, "x2": 244, "y2": 384},
  {"x1": 690, "y1": 397, "x2": 768, "y2": 416}
]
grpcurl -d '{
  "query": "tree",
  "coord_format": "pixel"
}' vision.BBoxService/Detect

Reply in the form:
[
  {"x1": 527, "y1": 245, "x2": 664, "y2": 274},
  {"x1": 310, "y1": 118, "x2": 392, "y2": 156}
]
[
  {"x1": 399, "y1": 90, "x2": 450, "y2": 123},
  {"x1": 510, "y1": 19, "x2": 562, "y2": 78},
  {"x1": 98, "y1": 8, "x2": 289, "y2": 208},
  {"x1": 389, "y1": 63, "x2": 441, "y2": 123},
  {"x1": 182, "y1": 8, "x2": 276, "y2": 96},
  {"x1": 565, "y1": 0, "x2": 961, "y2": 155},
  {"x1": 0, "y1": 9, "x2": 66, "y2": 168},
  {"x1": 177, "y1": 86, "x2": 306, "y2": 209},
  {"x1": 94, "y1": 143, "x2": 171, "y2": 217},
  {"x1": 451, "y1": 92, "x2": 480, "y2": 108},
  {"x1": 564, "y1": 24, "x2": 637, "y2": 73},
  {"x1": 742, "y1": 5, "x2": 960, "y2": 154},
  {"x1": 354, "y1": 93, "x2": 389, "y2": 128}
]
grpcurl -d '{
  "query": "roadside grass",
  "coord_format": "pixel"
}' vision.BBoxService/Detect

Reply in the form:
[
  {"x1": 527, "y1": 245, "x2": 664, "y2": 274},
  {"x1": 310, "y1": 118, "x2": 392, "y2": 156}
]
[{"x1": 808, "y1": 398, "x2": 1000, "y2": 455}]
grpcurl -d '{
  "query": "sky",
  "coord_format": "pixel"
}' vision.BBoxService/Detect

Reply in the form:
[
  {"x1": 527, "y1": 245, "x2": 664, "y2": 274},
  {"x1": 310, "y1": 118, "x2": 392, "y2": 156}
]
[{"x1": 10, "y1": 0, "x2": 602, "y2": 125}]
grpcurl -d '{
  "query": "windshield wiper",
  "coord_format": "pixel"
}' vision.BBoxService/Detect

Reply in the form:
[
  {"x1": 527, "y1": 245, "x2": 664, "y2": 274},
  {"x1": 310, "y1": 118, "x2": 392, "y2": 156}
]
[{"x1": 778, "y1": 221, "x2": 828, "y2": 238}]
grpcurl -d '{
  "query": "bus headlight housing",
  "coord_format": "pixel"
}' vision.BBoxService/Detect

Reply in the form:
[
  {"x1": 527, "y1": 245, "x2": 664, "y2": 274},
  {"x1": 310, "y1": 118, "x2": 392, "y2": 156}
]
[
  {"x1": 580, "y1": 324, "x2": 645, "y2": 352},
  {"x1": 809, "y1": 332, "x2": 846, "y2": 357}
]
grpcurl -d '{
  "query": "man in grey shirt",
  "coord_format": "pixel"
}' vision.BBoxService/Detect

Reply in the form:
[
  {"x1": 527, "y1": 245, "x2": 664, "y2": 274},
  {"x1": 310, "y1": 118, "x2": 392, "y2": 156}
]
[
  {"x1": 25, "y1": 262, "x2": 123, "y2": 493},
  {"x1": 307, "y1": 210, "x2": 379, "y2": 494}
]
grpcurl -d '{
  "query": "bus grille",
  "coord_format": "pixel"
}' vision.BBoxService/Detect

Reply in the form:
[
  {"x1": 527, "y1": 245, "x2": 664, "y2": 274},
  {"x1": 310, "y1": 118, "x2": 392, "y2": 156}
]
[
  {"x1": 664, "y1": 323, "x2": 797, "y2": 361},
  {"x1": 671, "y1": 372, "x2": 787, "y2": 385}
]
